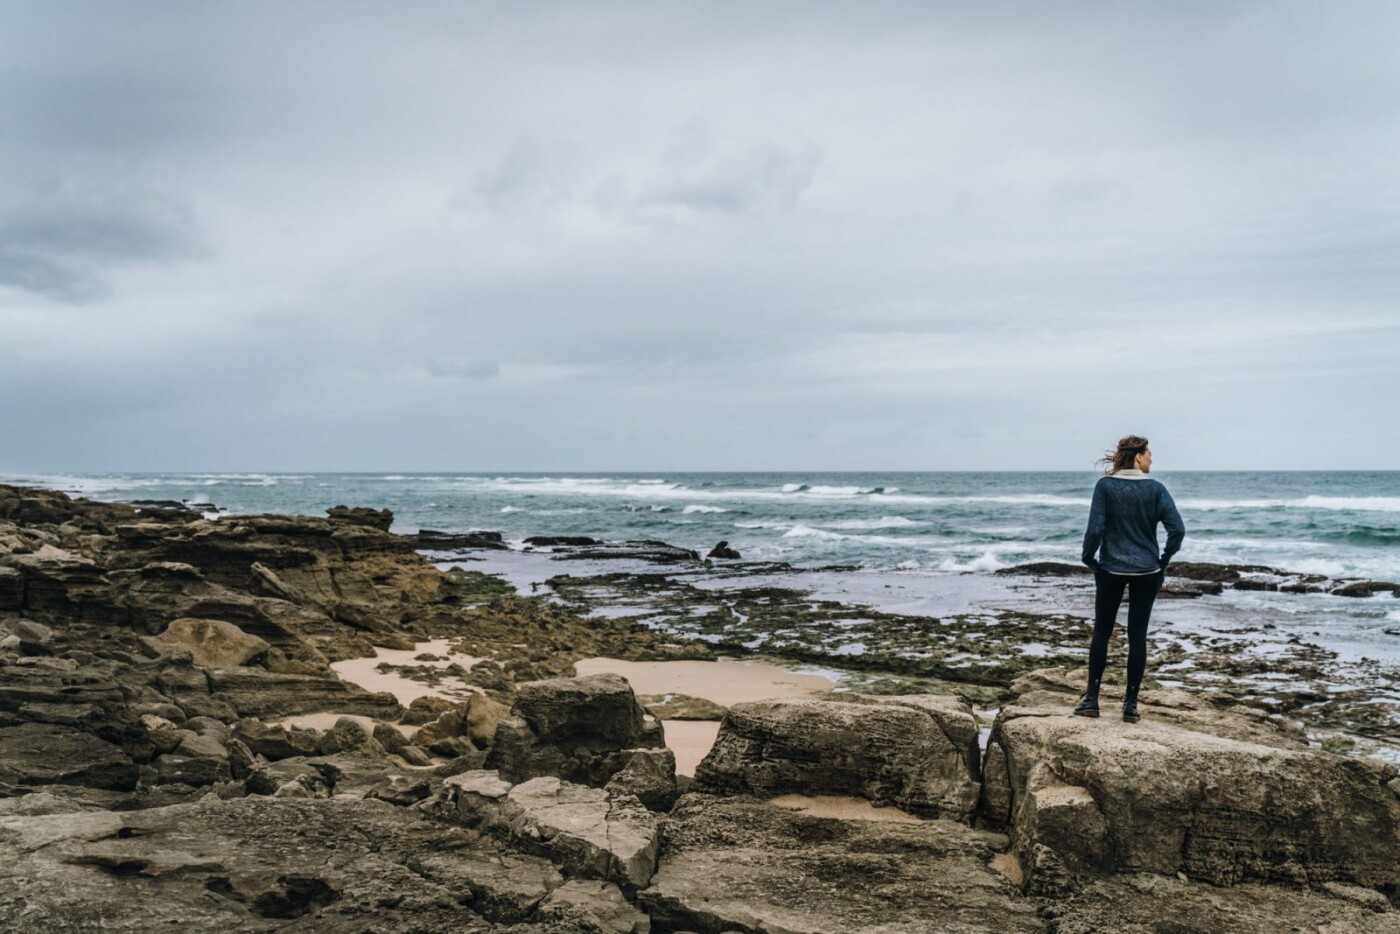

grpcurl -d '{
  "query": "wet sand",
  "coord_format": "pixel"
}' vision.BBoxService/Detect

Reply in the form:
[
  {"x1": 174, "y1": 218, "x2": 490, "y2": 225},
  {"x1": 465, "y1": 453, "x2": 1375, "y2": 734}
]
[
  {"x1": 329, "y1": 638, "x2": 483, "y2": 706},
  {"x1": 573, "y1": 656, "x2": 834, "y2": 705},
  {"x1": 769, "y1": 793, "x2": 924, "y2": 822}
]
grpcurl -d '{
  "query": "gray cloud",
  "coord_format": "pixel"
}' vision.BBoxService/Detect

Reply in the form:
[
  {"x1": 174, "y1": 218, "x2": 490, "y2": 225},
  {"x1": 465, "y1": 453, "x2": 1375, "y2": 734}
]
[
  {"x1": 0, "y1": 1, "x2": 1397, "y2": 470},
  {"x1": 0, "y1": 180, "x2": 200, "y2": 301}
]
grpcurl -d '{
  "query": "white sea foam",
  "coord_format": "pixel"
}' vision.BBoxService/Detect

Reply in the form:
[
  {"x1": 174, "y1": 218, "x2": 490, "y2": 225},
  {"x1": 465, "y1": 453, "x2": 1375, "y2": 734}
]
[
  {"x1": 938, "y1": 551, "x2": 1007, "y2": 573},
  {"x1": 783, "y1": 525, "x2": 849, "y2": 540},
  {"x1": 499, "y1": 506, "x2": 523, "y2": 513},
  {"x1": 825, "y1": 516, "x2": 921, "y2": 530},
  {"x1": 1180, "y1": 496, "x2": 1400, "y2": 512},
  {"x1": 1, "y1": 474, "x2": 167, "y2": 495},
  {"x1": 682, "y1": 505, "x2": 728, "y2": 514}
]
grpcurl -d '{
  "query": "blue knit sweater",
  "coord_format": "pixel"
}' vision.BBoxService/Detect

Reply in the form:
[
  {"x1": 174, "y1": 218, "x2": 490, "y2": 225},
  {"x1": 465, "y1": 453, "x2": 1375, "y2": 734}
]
[{"x1": 1081, "y1": 471, "x2": 1186, "y2": 574}]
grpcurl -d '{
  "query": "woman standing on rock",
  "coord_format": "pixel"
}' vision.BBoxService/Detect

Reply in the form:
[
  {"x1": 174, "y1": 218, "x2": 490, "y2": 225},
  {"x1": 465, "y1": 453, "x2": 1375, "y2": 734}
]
[{"x1": 1075, "y1": 435, "x2": 1185, "y2": 723}]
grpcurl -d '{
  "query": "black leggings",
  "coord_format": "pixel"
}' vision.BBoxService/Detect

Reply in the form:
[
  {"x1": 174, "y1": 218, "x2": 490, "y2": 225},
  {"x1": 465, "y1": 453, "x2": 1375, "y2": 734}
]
[{"x1": 1087, "y1": 569, "x2": 1163, "y2": 692}]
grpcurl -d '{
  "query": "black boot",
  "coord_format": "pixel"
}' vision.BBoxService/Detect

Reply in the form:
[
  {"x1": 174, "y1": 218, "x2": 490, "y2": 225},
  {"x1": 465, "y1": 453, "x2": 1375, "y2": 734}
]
[
  {"x1": 1122, "y1": 684, "x2": 1141, "y2": 723},
  {"x1": 1073, "y1": 684, "x2": 1100, "y2": 718}
]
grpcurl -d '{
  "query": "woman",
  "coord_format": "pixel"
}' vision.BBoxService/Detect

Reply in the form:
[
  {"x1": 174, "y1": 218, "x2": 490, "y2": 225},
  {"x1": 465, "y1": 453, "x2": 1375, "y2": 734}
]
[{"x1": 1075, "y1": 435, "x2": 1185, "y2": 723}]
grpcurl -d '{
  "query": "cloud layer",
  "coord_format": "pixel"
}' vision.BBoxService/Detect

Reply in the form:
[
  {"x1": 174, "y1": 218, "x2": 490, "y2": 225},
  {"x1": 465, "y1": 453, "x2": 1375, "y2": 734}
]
[{"x1": 2, "y1": 1, "x2": 1397, "y2": 470}]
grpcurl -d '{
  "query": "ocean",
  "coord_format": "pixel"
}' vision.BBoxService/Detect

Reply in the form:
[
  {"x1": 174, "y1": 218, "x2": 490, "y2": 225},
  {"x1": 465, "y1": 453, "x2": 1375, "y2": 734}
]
[{"x1": 8, "y1": 470, "x2": 1398, "y2": 581}]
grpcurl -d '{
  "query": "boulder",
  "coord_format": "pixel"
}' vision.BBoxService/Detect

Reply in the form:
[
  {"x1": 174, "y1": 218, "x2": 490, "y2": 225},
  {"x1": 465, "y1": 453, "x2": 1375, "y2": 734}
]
[
  {"x1": 245, "y1": 759, "x2": 331, "y2": 798},
  {"x1": 155, "y1": 753, "x2": 231, "y2": 787},
  {"x1": 638, "y1": 693, "x2": 729, "y2": 721},
  {"x1": 3, "y1": 619, "x2": 54, "y2": 654},
  {"x1": 981, "y1": 670, "x2": 1400, "y2": 893},
  {"x1": 441, "y1": 771, "x2": 661, "y2": 890},
  {"x1": 398, "y1": 746, "x2": 433, "y2": 767},
  {"x1": 141, "y1": 714, "x2": 185, "y2": 755},
  {"x1": 413, "y1": 693, "x2": 510, "y2": 749},
  {"x1": 604, "y1": 748, "x2": 679, "y2": 812},
  {"x1": 175, "y1": 733, "x2": 229, "y2": 760},
  {"x1": 693, "y1": 694, "x2": 982, "y2": 821},
  {"x1": 372, "y1": 722, "x2": 409, "y2": 753},
  {"x1": 516, "y1": 673, "x2": 646, "y2": 745},
  {"x1": 400, "y1": 694, "x2": 457, "y2": 725},
  {"x1": 0, "y1": 723, "x2": 138, "y2": 791},
  {"x1": 146, "y1": 618, "x2": 270, "y2": 668},
  {"x1": 485, "y1": 673, "x2": 662, "y2": 786},
  {"x1": 316, "y1": 717, "x2": 383, "y2": 756},
  {"x1": 231, "y1": 720, "x2": 320, "y2": 760}
]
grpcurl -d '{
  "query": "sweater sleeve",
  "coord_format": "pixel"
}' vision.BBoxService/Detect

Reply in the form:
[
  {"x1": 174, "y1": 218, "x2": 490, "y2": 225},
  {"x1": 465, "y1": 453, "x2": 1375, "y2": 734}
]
[
  {"x1": 1158, "y1": 485, "x2": 1185, "y2": 568},
  {"x1": 1081, "y1": 480, "x2": 1106, "y2": 570}
]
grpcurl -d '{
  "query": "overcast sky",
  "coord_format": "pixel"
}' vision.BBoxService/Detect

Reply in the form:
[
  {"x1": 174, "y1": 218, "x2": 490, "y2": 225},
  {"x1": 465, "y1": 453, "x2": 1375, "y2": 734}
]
[{"x1": 1, "y1": 1, "x2": 1397, "y2": 472}]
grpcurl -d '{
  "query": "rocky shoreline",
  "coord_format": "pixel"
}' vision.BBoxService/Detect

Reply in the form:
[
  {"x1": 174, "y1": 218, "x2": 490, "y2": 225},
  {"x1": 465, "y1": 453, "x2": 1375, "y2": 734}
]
[{"x1": 2, "y1": 483, "x2": 1398, "y2": 931}]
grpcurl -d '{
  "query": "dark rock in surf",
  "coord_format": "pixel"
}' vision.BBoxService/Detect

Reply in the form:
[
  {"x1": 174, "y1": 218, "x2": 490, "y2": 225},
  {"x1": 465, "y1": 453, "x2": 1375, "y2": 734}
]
[
  {"x1": 410, "y1": 529, "x2": 509, "y2": 550},
  {"x1": 706, "y1": 541, "x2": 741, "y2": 559},
  {"x1": 326, "y1": 505, "x2": 394, "y2": 531},
  {"x1": 1331, "y1": 580, "x2": 1400, "y2": 598},
  {"x1": 994, "y1": 562, "x2": 1091, "y2": 578},
  {"x1": 524, "y1": 536, "x2": 602, "y2": 547}
]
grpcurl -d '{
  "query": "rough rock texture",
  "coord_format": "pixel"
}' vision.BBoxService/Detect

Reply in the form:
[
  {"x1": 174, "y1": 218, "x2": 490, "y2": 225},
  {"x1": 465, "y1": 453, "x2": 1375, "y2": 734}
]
[
  {"x1": 605, "y1": 747, "x2": 679, "y2": 812},
  {"x1": 639, "y1": 792, "x2": 1041, "y2": 934},
  {"x1": 440, "y1": 770, "x2": 661, "y2": 890},
  {"x1": 693, "y1": 693, "x2": 982, "y2": 821},
  {"x1": 537, "y1": 879, "x2": 651, "y2": 934},
  {"x1": 146, "y1": 617, "x2": 270, "y2": 667},
  {"x1": 485, "y1": 673, "x2": 665, "y2": 786},
  {"x1": 637, "y1": 692, "x2": 728, "y2": 720},
  {"x1": 0, "y1": 794, "x2": 541, "y2": 931},
  {"x1": 0, "y1": 723, "x2": 138, "y2": 791},
  {"x1": 982, "y1": 670, "x2": 1400, "y2": 893}
]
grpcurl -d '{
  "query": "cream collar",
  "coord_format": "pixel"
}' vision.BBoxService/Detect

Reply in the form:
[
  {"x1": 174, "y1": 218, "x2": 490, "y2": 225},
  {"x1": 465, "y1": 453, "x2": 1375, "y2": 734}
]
[{"x1": 1110, "y1": 468, "x2": 1152, "y2": 480}]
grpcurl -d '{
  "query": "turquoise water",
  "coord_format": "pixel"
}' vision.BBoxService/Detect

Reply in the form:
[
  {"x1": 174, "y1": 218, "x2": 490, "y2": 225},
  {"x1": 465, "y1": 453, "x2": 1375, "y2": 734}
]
[{"x1": 6, "y1": 471, "x2": 1398, "y2": 581}]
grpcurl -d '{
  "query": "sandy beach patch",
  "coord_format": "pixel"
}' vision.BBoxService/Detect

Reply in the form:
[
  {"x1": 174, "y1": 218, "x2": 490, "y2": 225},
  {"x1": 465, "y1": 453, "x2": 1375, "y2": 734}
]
[
  {"x1": 330, "y1": 638, "x2": 483, "y2": 707},
  {"x1": 574, "y1": 656, "x2": 835, "y2": 775},
  {"x1": 768, "y1": 793, "x2": 925, "y2": 823},
  {"x1": 573, "y1": 656, "x2": 835, "y2": 705}
]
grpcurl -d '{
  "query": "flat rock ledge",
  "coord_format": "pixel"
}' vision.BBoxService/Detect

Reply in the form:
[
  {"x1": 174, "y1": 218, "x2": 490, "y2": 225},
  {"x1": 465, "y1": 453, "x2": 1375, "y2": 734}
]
[
  {"x1": 981, "y1": 670, "x2": 1400, "y2": 895},
  {"x1": 438, "y1": 769, "x2": 661, "y2": 890},
  {"x1": 692, "y1": 693, "x2": 981, "y2": 821}
]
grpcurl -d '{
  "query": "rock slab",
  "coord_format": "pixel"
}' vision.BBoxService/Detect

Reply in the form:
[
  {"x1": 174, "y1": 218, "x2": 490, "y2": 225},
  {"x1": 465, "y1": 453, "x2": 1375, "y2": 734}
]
[
  {"x1": 982, "y1": 677, "x2": 1400, "y2": 892},
  {"x1": 442, "y1": 770, "x2": 661, "y2": 890},
  {"x1": 692, "y1": 694, "x2": 982, "y2": 821}
]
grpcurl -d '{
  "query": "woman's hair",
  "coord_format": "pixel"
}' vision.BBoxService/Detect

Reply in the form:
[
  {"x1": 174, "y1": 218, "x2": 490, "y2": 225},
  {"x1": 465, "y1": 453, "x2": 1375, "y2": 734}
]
[{"x1": 1097, "y1": 435, "x2": 1149, "y2": 474}]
